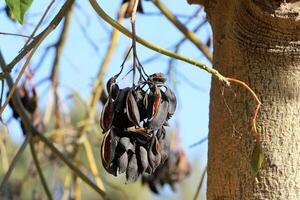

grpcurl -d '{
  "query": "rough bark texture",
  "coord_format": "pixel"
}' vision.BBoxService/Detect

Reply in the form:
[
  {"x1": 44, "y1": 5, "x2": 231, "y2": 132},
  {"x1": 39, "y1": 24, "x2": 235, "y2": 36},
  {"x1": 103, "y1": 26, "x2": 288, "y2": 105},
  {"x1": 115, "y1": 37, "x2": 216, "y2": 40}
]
[{"x1": 206, "y1": 0, "x2": 300, "y2": 199}]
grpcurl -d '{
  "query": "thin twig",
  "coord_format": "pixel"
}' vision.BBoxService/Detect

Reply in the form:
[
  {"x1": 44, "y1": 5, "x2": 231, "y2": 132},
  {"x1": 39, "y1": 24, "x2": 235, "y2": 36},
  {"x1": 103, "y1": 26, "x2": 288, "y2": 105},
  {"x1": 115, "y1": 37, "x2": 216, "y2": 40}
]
[
  {"x1": 61, "y1": 174, "x2": 71, "y2": 200},
  {"x1": 193, "y1": 165, "x2": 207, "y2": 200},
  {"x1": 50, "y1": 1, "x2": 74, "y2": 143},
  {"x1": 73, "y1": 175, "x2": 81, "y2": 200},
  {"x1": 226, "y1": 77, "x2": 261, "y2": 143},
  {"x1": 29, "y1": 138, "x2": 53, "y2": 200},
  {"x1": 88, "y1": 0, "x2": 229, "y2": 85},
  {"x1": 23, "y1": 0, "x2": 55, "y2": 48},
  {"x1": 0, "y1": 32, "x2": 34, "y2": 39},
  {"x1": 82, "y1": 135, "x2": 105, "y2": 191}
]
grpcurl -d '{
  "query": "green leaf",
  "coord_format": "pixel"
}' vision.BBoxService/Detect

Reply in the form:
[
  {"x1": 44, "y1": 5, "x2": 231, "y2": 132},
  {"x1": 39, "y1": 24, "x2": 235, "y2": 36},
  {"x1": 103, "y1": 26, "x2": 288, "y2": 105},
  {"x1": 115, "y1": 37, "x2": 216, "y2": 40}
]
[
  {"x1": 251, "y1": 143, "x2": 264, "y2": 173},
  {"x1": 5, "y1": 0, "x2": 33, "y2": 24}
]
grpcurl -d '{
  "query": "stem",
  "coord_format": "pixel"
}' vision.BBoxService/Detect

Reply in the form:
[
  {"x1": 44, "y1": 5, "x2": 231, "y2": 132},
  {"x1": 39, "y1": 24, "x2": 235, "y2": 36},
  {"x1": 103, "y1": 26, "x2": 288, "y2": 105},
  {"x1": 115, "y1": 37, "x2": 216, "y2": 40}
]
[
  {"x1": 23, "y1": 0, "x2": 55, "y2": 48},
  {"x1": 50, "y1": 1, "x2": 74, "y2": 142},
  {"x1": 193, "y1": 165, "x2": 207, "y2": 200},
  {"x1": 226, "y1": 77, "x2": 261, "y2": 143},
  {"x1": 29, "y1": 138, "x2": 53, "y2": 200},
  {"x1": 82, "y1": 135, "x2": 105, "y2": 191},
  {"x1": 0, "y1": 32, "x2": 34, "y2": 38},
  {"x1": 88, "y1": 0, "x2": 229, "y2": 85},
  {"x1": 131, "y1": 0, "x2": 139, "y2": 87}
]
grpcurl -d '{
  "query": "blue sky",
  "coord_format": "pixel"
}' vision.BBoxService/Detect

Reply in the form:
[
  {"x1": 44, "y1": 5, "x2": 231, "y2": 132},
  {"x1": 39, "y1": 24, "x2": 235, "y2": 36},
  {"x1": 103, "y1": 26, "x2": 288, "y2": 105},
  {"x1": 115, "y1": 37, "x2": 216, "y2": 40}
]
[{"x1": 0, "y1": 0, "x2": 212, "y2": 198}]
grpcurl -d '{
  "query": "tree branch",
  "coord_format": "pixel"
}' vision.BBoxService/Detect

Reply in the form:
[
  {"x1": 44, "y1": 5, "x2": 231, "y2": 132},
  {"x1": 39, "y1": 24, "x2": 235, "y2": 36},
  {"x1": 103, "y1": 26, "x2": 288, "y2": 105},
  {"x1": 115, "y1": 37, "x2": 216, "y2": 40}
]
[
  {"x1": 29, "y1": 138, "x2": 53, "y2": 200},
  {"x1": 88, "y1": 0, "x2": 229, "y2": 85}
]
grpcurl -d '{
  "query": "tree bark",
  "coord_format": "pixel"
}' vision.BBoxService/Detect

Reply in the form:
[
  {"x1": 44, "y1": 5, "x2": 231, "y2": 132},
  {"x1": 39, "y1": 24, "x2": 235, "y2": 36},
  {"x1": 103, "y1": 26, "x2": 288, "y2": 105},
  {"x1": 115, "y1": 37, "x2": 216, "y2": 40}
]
[{"x1": 206, "y1": 0, "x2": 300, "y2": 199}]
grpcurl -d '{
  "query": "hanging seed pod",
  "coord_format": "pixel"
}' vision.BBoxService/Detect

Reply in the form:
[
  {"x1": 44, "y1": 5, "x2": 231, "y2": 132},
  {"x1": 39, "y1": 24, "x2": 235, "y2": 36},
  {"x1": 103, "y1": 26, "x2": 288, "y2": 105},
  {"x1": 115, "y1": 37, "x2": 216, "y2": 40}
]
[
  {"x1": 149, "y1": 86, "x2": 161, "y2": 121},
  {"x1": 114, "y1": 87, "x2": 130, "y2": 113},
  {"x1": 148, "y1": 136, "x2": 161, "y2": 172},
  {"x1": 148, "y1": 100, "x2": 169, "y2": 131},
  {"x1": 137, "y1": 146, "x2": 149, "y2": 174},
  {"x1": 99, "y1": 40, "x2": 177, "y2": 183},
  {"x1": 119, "y1": 137, "x2": 135, "y2": 154},
  {"x1": 118, "y1": 151, "x2": 128, "y2": 174},
  {"x1": 101, "y1": 131, "x2": 117, "y2": 176},
  {"x1": 126, "y1": 153, "x2": 139, "y2": 183},
  {"x1": 100, "y1": 97, "x2": 115, "y2": 133},
  {"x1": 135, "y1": 88, "x2": 147, "y2": 120},
  {"x1": 158, "y1": 128, "x2": 169, "y2": 164},
  {"x1": 165, "y1": 87, "x2": 177, "y2": 119},
  {"x1": 148, "y1": 73, "x2": 166, "y2": 84},
  {"x1": 106, "y1": 76, "x2": 117, "y2": 93},
  {"x1": 126, "y1": 89, "x2": 140, "y2": 127}
]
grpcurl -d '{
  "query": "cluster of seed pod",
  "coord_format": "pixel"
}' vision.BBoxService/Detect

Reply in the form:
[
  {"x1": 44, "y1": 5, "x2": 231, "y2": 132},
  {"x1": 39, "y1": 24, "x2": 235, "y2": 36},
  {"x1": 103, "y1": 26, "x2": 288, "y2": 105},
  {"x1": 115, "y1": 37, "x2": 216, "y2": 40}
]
[
  {"x1": 100, "y1": 72, "x2": 177, "y2": 183},
  {"x1": 141, "y1": 134, "x2": 191, "y2": 193}
]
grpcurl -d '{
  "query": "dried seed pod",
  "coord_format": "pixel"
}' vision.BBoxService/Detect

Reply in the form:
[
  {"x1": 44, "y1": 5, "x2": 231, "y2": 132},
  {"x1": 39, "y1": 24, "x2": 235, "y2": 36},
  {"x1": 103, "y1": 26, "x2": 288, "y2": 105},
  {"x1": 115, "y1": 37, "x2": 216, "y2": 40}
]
[
  {"x1": 119, "y1": 137, "x2": 134, "y2": 153},
  {"x1": 158, "y1": 129, "x2": 169, "y2": 164},
  {"x1": 110, "y1": 84, "x2": 120, "y2": 100},
  {"x1": 135, "y1": 88, "x2": 147, "y2": 120},
  {"x1": 126, "y1": 153, "x2": 139, "y2": 183},
  {"x1": 149, "y1": 86, "x2": 161, "y2": 121},
  {"x1": 165, "y1": 87, "x2": 177, "y2": 119},
  {"x1": 106, "y1": 76, "x2": 117, "y2": 94},
  {"x1": 148, "y1": 100, "x2": 169, "y2": 131},
  {"x1": 118, "y1": 151, "x2": 128, "y2": 174},
  {"x1": 114, "y1": 87, "x2": 130, "y2": 112},
  {"x1": 148, "y1": 73, "x2": 166, "y2": 84},
  {"x1": 126, "y1": 89, "x2": 140, "y2": 127},
  {"x1": 109, "y1": 132, "x2": 120, "y2": 164},
  {"x1": 148, "y1": 136, "x2": 161, "y2": 171},
  {"x1": 137, "y1": 146, "x2": 149, "y2": 174},
  {"x1": 100, "y1": 97, "x2": 115, "y2": 133},
  {"x1": 101, "y1": 131, "x2": 112, "y2": 169}
]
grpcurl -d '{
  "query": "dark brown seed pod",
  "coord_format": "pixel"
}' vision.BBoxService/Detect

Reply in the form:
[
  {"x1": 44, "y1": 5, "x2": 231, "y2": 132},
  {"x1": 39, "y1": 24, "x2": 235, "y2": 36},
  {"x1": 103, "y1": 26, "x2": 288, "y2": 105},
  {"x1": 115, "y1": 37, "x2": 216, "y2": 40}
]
[
  {"x1": 126, "y1": 89, "x2": 140, "y2": 127},
  {"x1": 148, "y1": 100, "x2": 169, "y2": 131},
  {"x1": 118, "y1": 152, "x2": 128, "y2": 174},
  {"x1": 137, "y1": 146, "x2": 149, "y2": 174},
  {"x1": 110, "y1": 84, "x2": 120, "y2": 100},
  {"x1": 114, "y1": 87, "x2": 130, "y2": 113},
  {"x1": 119, "y1": 137, "x2": 134, "y2": 153},
  {"x1": 148, "y1": 73, "x2": 166, "y2": 84},
  {"x1": 126, "y1": 153, "x2": 139, "y2": 183},
  {"x1": 158, "y1": 129, "x2": 169, "y2": 164},
  {"x1": 101, "y1": 131, "x2": 113, "y2": 169},
  {"x1": 164, "y1": 87, "x2": 177, "y2": 119},
  {"x1": 106, "y1": 76, "x2": 117, "y2": 94},
  {"x1": 148, "y1": 136, "x2": 161, "y2": 171},
  {"x1": 149, "y1": 86, "x2": 161, "y2": 121},
  {"x1": 100, "y1": 97, "x2": 115, "y2": 133}
]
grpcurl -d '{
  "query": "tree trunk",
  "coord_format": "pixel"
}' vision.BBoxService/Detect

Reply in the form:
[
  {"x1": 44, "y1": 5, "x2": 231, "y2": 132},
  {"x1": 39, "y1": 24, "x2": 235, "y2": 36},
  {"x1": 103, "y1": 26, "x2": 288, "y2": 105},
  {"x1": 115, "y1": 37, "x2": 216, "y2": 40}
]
[{"x1": 206, "y1": 0, "x2": 300, "y2": 199}]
